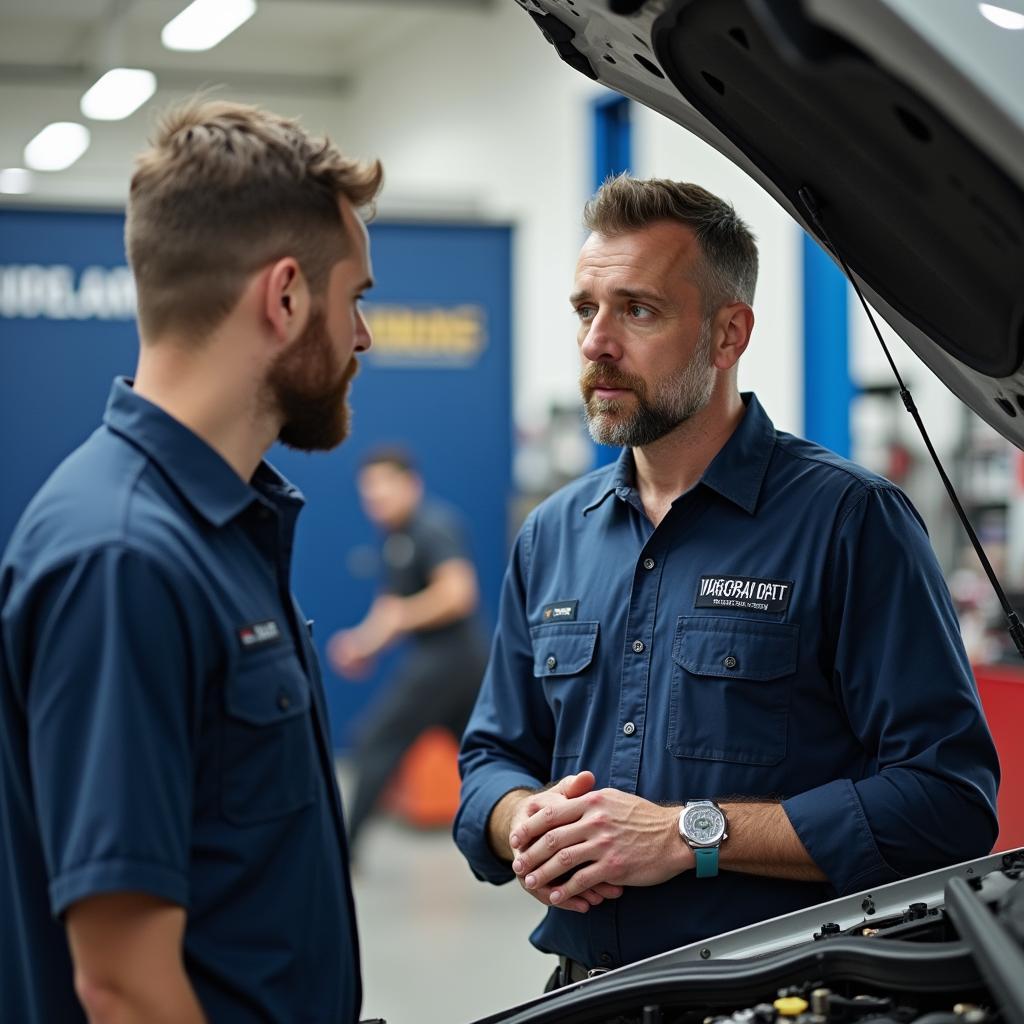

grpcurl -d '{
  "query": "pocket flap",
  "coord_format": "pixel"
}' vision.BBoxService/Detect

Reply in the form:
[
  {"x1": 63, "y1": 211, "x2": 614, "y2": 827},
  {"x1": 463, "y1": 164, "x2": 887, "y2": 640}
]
[
  {"x1": 226, "y1": 653, "x2": 312, "y2": 725},
  {"x1": 529, "y1": 621, "x2": 600, "y2": 677},
  {"x1": 672, "y1": 616, "x2": 798, "y2": 681}
]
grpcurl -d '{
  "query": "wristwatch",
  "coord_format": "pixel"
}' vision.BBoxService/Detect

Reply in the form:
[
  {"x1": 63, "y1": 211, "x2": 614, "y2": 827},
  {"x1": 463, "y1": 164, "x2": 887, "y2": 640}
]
[{"x1": 678, "y1": 800, "x2": 729, "y2": 878}]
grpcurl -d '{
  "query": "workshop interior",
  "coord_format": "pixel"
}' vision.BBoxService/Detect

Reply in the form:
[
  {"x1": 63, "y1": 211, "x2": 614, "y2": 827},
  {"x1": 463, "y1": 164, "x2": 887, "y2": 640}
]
[{"x1": 2, "y1": 1, "x2": 1023, "y2": 1023}]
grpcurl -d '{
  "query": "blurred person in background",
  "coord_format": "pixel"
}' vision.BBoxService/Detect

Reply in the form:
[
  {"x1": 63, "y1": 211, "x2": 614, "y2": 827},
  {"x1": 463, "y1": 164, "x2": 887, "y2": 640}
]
[
  {"x1": 455, "y1": 175, "x2": 999, "y2": 989},
  {"x1": 0, "y1": 99, "x2": 381, "y2": 1023},
  {"x1": 329, "y1": 448, "x2": 489, "y2": 860}
]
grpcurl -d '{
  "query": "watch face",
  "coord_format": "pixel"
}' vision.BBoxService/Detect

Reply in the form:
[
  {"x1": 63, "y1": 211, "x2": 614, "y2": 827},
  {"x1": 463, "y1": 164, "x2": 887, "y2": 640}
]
[{"x1": 683, "y1": 804, "x2": 725, "y2": 846}]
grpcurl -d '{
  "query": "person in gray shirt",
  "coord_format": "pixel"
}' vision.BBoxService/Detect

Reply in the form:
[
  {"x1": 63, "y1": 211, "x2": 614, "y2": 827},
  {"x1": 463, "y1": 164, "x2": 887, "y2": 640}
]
[{"x1": 329, "y1": 447, "x2": 489, "y2": 856}]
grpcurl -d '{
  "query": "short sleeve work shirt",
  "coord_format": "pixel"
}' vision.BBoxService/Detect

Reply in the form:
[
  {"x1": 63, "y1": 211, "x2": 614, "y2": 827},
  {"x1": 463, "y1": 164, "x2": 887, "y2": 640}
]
[
  {"x1": 455, "y1": 393, "x2": 999, "y2": 970},
  {"x1": 0, "y1": 379, "x2": 360, "y2": 1023},
  {"x1": 382, "y1": 500, "x2": 483, "y2": 649}
]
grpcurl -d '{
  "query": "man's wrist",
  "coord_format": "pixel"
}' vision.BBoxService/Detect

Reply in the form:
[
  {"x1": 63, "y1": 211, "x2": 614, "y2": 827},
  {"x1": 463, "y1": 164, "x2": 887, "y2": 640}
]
[
  {"x1": 667, "y1": 805, "x2": 695, "y2": 876},
  {"x1": 486, "y1": 788, "x2": 531, "y2": 862}
]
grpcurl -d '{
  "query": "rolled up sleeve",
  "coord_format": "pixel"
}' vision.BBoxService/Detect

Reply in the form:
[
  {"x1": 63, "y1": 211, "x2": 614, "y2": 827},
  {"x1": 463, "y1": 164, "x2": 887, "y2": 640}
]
[
  {"x1": 783, "y1": 486, "x2": 999, "y2": 895},
  {"x1": 454, "y1": 515, "x2": 554, "y2": 884}
]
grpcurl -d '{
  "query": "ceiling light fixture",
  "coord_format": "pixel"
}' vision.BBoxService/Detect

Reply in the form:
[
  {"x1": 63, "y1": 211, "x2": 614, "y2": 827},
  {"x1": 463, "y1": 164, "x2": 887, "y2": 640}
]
[
  {"x1": 161, "y1": 0, "x2": 257, "y2": 52},
  {"x1": 978, "y1": 3, "x2": 1024, "y2": 29},
  {"x1": 81, "y1": 68, "x2": 157, "y2": 121},
  {"x1": 24, "y1": 123, "x2": 91, "y2": 172},
  {"x1": 0, "y1": 168, "x2": 33, "y2": 194}
]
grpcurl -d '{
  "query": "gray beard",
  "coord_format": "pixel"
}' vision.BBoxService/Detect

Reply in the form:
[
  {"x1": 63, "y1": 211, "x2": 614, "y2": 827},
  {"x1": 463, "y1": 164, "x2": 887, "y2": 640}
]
[{"x1": 584, "y1": 323, "x2": 715, "y2": 448}]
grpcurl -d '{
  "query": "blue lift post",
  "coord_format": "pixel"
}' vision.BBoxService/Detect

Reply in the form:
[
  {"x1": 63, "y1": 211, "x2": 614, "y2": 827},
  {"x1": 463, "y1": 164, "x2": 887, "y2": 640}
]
[
  {"x1": 802, "y1": 233, "x2": 852, "y2": 457},
  {"x1": 590, "y1": 93, "x2": 633, "y2": 467}
]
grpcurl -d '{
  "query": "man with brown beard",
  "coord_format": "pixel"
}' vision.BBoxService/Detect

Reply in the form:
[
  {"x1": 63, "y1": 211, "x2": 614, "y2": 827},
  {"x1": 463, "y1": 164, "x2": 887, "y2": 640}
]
[
  {"x1": 0, "y1": 100, "x2": 381, "y2": 1023},
  {"x1": 455, "y1": 175, "x2": 999, "y2": 988}
]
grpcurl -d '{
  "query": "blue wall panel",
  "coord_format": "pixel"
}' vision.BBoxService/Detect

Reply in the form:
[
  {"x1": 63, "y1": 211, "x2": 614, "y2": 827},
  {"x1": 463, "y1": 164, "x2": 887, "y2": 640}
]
[{"x1": 0, "y1": 209, "x2": 512, "y2": 749}]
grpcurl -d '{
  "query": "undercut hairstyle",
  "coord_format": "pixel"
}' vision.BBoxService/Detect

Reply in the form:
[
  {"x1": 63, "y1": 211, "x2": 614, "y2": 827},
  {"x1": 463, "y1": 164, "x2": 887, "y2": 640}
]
[
  {"x1": 583, "y1": 174, "x2": 759, "y2": 315},
  {"x1": 360, "y1": 446, "x2": 418, "y2": 476},
  {"x1": 126, "y1": 98, "x2": 383, "y2": 341}
]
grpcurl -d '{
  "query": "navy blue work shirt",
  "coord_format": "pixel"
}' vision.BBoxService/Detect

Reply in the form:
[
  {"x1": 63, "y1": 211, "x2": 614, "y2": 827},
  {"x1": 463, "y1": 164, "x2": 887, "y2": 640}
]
[
  {"x1": 455, "y1": 393, "x2": 999, "y2": 970},
  {"x1": 0, "y1": 379, "x2": 360, "y2": 1023}
]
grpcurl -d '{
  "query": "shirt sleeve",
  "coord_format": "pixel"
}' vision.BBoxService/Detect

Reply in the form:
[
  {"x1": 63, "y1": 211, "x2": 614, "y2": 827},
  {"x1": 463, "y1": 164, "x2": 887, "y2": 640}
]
[
  {"x1": 15, "y1": 544, "x2": 206, "y2": 917},
  {"x1": 453, "y1": 513, "x2": 556, "y2": 883},
  {"x1": 417, "y1": 504, "x2": 472, "y2": 575},
  {"x1": 782, "y1": 484, "x2": 1000, "y2": 895}
]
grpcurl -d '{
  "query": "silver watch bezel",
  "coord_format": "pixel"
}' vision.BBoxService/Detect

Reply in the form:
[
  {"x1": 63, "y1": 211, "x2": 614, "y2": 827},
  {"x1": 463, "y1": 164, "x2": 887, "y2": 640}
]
[{"x1": 678, "y1": 800, "x2": 728, "y2": 849}]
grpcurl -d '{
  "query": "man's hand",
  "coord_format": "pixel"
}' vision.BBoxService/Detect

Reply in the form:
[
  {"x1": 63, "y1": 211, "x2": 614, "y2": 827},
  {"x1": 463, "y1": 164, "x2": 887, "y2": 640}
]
[
  {"x1": 511, "y1": 785, "x2": 693, "y2": 906},
  {"x1": 490, "y1": 772, "x2": 624, "y2": 914},
  {"x1": 327, "y1": 597, "x2": 406, "y2": 679}
]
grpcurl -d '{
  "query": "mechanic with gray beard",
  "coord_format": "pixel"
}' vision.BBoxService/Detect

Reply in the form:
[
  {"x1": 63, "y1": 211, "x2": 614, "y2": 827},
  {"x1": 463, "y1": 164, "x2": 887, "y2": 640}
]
[{"x1": 454, "y1": 174, "x2": 999, "y2": 989}]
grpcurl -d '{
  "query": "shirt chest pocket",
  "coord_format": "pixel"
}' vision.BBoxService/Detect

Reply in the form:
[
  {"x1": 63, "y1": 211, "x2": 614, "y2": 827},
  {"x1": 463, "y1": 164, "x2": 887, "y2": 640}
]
[
  {"x1": 221, "y1": 650, "x2": 317, "y2": 826},
  {"x1": 529, "y1": 621, "x2": 599, "y2": 758},
  {"x1": 668, "y1": 616, "x2": 798, "y2": 766}
]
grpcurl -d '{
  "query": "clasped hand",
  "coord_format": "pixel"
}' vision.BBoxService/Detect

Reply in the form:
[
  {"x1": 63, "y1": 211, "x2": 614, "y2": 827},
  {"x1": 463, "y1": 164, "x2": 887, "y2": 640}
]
[{"x1": 507, "y1": 771, "x2": 692, "y2": 914}]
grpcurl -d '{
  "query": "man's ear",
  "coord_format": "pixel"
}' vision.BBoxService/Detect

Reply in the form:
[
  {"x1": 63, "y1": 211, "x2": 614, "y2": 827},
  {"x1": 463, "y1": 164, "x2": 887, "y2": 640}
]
[
  {"x1": 712, "y1": 302, "x2": 754, "y2": 371},
  {"x1": 263, "y1": 257, "x2": 310, "y2": 345}
]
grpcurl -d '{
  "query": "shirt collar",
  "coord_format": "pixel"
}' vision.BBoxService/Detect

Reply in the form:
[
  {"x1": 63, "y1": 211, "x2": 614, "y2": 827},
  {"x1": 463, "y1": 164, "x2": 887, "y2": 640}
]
[
  {"x1": 580, "y1": 392, "x2": 776, "y2": 517},
  {"x1": 102, "y1": 377, "x2": 304, "y2": 528},
  {"x1": 700, "y1": 393, "x2": 776, "y2": 514}
]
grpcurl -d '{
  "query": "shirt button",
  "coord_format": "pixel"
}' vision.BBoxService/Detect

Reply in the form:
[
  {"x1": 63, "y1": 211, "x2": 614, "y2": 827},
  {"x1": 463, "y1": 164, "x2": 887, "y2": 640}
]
[
  {"x1": 598, "y1": 952, "x2": 612, "y2": 965},
  {"x1": 546, "y1": 655, "x2": 557, "y2": 670},
  {"x1": 643, "y1": 557, "x2": 655, "y2": 570},
  {"x1": 277, "y1": 692, "x2": 292, "y2": 711},
  {"x1": 623, "y1": 721, "x2": 636, "y2": 736},
  {"x1": 723, "y1": 655, "x2": 738, "y2": 670},
  {"x1": 632, "y1": 639, "x2": 645, "y2": 654}
]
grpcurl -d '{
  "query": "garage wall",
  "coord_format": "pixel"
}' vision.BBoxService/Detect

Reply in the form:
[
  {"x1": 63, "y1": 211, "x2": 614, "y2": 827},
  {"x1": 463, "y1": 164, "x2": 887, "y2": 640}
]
[{"x1": 0, "y1": 4, "x2": 809, "y2": 449}]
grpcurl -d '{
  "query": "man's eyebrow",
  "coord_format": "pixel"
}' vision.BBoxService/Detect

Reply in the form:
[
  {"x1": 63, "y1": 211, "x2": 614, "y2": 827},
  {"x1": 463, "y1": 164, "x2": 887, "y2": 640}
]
[{"x1": 569, "y1": 287, "x2": 663, "y2": 304}]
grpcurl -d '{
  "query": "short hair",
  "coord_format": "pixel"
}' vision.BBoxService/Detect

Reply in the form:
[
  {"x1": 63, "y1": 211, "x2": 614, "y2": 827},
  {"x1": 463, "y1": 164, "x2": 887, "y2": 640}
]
[
  {"x1": 583, "y1": 174, "x2": 758, "y2": 314},
  {"x1": 360, "y1": 446, "x2": 418, "y2": 476},
  {"x1": 126, "y1": 98, "x2": 383, "y2": 340}
]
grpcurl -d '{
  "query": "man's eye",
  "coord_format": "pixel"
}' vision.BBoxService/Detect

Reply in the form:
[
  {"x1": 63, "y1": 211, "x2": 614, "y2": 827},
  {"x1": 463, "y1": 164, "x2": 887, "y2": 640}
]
[
  {"x1": 575, "y1": 305, "x2": 595, "y2": 320},
  {"x1": 629, "y1": 304, "x2": 652, "y2": 318}
]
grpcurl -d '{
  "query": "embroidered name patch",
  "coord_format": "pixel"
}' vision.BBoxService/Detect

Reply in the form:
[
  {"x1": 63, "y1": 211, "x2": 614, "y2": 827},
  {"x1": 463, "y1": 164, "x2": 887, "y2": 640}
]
[
  {"x1": 695, "y1": 576, "x2": 793, "y2": 614},
  {"x1": 237, "y1": 619, "x2": 282, "y2": 648},
  {"x1": 542, "y1": 600, "x2": 579, "y2": 622}
]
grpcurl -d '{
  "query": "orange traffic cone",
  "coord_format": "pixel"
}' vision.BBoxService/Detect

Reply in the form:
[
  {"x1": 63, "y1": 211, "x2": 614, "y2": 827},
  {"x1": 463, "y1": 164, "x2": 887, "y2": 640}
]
[{"x1": 382, "y1": 727, "x2": 462, "y2": 828}]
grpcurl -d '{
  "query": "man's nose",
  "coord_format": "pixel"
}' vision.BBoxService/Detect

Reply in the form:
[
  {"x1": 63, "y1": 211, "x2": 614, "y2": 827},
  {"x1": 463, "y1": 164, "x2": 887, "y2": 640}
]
[
  {"x1": 579, "y1": 308, "x2": 622, "y2": 362},
  {"x1": 355, "y1": 309, "x2": 372, "y2": 353}
]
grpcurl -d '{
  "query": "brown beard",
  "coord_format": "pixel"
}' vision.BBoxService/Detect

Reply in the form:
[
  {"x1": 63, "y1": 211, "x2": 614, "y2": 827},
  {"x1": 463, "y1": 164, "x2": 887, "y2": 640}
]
[{"x1": 268, "y1": 306, "x2": 359, "y2": 452}]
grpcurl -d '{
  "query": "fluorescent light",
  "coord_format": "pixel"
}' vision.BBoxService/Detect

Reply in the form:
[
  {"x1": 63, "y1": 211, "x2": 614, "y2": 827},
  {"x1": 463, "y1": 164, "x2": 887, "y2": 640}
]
[
  {"x1": 979, "y1": 3, "x2": 1024, "y2": 29},
  {"x1": 81, "y1": 68, "x2": 157, "y2": 121},
  {"x1": 0, "y1": 168, "x2": 33, "y2": 194},
  {"x1": 162, "y1": 0, "x2": 257, "y2": 52},
  {"x1": 24, "y1": 122, "x2": 91, "y2": 172}
]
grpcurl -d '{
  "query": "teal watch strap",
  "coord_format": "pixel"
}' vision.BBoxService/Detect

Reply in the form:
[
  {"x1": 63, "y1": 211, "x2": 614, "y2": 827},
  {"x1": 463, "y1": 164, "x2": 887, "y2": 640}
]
[{"x1": 694, "y1": 846, "x2": 719, "y2": 878}]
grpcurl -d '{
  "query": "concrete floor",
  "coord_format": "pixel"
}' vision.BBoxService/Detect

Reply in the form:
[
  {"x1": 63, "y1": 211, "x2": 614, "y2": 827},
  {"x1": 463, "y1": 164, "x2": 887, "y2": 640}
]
[{"x1": 341, "y1": 782, "x2": 553, "y2": 1024}]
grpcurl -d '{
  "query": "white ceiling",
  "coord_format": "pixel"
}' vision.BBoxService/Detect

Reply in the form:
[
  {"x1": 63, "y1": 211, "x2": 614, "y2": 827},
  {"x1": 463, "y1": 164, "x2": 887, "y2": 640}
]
[{"x1": 0, "y1": 0, "x2": 496, "y2": 203}]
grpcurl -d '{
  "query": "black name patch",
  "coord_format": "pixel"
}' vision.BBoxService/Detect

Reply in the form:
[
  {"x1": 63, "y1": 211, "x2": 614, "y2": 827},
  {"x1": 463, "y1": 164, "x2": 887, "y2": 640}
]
[
  {"x1": 237, "y1": 619, "x2": 282, "y2": 648},
  {"x1": 541, "y1": 600, "x2": 578, "y2": 622},
  {"x1": 695, "y1": 576, "x2": 793, "y2": 614}
]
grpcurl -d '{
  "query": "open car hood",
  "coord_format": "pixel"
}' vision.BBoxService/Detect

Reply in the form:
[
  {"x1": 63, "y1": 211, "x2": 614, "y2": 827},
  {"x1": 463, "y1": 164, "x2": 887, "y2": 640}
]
[
  {"x1": 516, "y1": 0, "x2": 1024, "y2": 447},
  {"x1": 474, "y1": 849, "x2": 1024, "y2": 1023}
]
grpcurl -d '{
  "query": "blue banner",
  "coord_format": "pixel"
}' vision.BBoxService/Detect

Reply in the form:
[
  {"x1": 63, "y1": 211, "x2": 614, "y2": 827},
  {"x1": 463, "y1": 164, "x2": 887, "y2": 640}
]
[{"x1": 0, "y1": 209, "x2": 512, "y2": 748}]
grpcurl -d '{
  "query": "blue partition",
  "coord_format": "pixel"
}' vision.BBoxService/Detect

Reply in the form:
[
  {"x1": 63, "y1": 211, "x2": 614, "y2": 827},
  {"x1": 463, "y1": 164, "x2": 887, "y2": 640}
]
[{"x1": 0, "y1": 208, "x2": 512, "y2": 749}]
